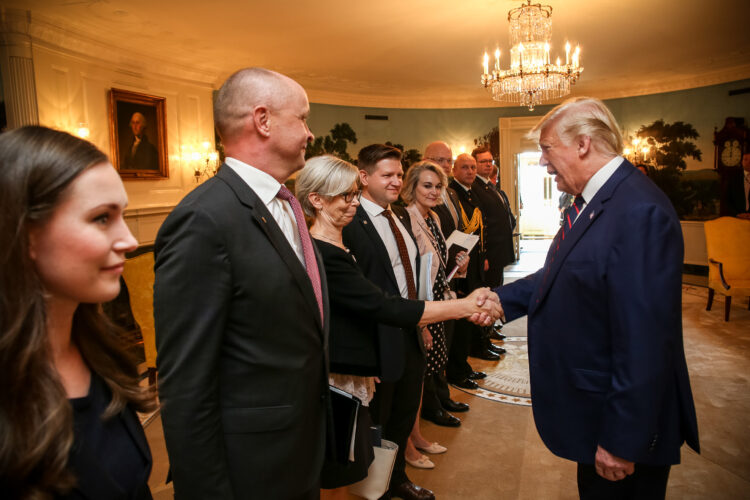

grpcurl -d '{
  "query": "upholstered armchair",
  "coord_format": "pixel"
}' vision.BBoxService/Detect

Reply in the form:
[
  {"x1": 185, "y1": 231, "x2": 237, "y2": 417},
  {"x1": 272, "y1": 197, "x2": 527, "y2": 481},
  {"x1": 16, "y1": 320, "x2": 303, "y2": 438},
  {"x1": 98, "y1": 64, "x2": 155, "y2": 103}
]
[
  {"x1": 122, "y1": 252, "x2": 158, "y2": 384},
  {"x1": 704, "y1": 217, "x2": 750, "y2": 321}
]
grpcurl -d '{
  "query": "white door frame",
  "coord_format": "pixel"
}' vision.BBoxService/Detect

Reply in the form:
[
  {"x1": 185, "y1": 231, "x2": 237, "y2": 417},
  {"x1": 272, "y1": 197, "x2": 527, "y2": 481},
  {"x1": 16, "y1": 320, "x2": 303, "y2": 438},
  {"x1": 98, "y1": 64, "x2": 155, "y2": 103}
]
[{"x1": 499, "y1": 116, "x2": 543, "y2": 256}]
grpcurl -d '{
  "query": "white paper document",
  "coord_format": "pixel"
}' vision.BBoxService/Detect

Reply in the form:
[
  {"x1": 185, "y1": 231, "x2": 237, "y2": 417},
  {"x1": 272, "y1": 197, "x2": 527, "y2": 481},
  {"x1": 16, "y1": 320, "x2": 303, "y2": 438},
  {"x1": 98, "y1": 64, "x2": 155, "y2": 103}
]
[{"x1": 444, "y1": 230, "x2": 480, "y2": 281}]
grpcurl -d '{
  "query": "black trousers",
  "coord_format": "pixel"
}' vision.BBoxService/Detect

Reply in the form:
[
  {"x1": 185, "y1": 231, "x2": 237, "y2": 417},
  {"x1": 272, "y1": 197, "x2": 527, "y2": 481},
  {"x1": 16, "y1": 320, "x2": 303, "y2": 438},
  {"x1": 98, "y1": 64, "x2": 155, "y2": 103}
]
[
  {"x1": 369, "y1": 335, "x2": 426, "y2": 490},
  {"x1": 422, "y1": 319, "x2": 453, "y2": 412},
  {"x1": 446, "y1": 318, "x2": 473, "y2": 381},
  {"x1": 577, "y1": 463, "x2": 670, "y2": 500}
]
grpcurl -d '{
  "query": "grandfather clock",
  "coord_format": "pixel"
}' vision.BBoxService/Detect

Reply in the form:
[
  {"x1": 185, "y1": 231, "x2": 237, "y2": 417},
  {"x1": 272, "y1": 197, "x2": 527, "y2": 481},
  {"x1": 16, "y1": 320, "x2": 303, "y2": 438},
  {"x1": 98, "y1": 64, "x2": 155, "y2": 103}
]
[{"x1": 714, "y1": 117, "x2": 748, "y2": 215}]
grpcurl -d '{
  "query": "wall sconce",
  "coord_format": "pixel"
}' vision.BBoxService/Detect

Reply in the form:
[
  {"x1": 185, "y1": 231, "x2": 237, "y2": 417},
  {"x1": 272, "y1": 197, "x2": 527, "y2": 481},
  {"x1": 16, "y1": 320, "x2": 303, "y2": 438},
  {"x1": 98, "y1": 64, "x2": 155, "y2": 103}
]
[
  {"x1": 75, "y1": 123, "x2": 90, "y2": 139},
  {"x1": 182, "y1": 141, "x2": 219, "y2": 183},
  {"x1": 623, "y1": 135, "x2": 653, "y2": 165}
]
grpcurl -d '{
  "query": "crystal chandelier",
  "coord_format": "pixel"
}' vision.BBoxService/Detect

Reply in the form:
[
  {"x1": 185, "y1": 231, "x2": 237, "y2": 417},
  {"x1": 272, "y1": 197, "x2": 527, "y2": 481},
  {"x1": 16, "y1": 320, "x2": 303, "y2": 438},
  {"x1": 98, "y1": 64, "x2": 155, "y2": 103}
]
[{"x1": 480, "y1": 0, "x2": 583, "y2": 110}]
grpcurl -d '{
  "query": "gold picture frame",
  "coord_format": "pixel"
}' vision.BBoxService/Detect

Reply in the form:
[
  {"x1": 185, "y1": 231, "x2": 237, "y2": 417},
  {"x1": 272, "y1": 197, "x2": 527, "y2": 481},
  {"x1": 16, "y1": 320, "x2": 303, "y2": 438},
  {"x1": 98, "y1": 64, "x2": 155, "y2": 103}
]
[{"x1": 109, "y1": 88, "x2": 168, "y2": 179}]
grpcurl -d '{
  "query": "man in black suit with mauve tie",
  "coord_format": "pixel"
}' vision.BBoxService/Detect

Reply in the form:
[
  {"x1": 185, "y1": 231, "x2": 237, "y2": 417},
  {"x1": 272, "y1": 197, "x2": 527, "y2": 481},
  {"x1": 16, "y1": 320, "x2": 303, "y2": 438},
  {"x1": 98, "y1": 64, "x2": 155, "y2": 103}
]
[{"x1": 154, "y1": 67, "x2": 329, "y2": 499}]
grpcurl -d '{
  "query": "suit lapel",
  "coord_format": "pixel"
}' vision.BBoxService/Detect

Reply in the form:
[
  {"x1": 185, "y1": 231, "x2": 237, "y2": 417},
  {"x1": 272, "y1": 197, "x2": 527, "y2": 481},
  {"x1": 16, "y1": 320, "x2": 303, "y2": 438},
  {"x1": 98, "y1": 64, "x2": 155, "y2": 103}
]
[
  {"x1": 531, "y1": 163, "x2": 632, "y2": 314},
  {"x1": 392, "y1": 205, "x2": 421, "y2": 282},
  {"x1": 217, "y1": 166, "x2": 324, "y2": 332},
  {"x1": 353, "y1": 204, "x2": 401, "y2": 293}
]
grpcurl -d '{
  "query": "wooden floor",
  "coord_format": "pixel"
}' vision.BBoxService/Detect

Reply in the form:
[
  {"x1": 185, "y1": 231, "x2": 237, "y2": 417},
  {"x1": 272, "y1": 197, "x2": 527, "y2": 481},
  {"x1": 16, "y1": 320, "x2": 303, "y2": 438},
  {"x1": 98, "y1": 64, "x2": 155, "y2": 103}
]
[{"x1": 145, "y1": 285, "x2": 750, "y2": 499}]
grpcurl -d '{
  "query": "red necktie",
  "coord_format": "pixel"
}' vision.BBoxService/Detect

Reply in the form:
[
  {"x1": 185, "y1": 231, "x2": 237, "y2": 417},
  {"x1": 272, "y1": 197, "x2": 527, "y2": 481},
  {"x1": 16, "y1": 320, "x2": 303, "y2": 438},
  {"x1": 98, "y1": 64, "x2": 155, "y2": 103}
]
[
  {"x1": 538, "y1": 195, "x2": 585, "y2": 296},
  {"x1": 276, "y1": 185, "x2": 324, "y2": 323},
  {"x1": 383, "y1": 209, "x2": 417, "y2": 300}
]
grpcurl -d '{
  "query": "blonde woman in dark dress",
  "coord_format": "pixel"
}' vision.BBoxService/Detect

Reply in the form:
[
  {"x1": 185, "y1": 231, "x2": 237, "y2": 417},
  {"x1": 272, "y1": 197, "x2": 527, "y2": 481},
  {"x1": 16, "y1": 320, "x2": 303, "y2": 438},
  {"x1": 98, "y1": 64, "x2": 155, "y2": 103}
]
[{"x1": 402, "y1": 161, "x2": 469, "y2": 469}]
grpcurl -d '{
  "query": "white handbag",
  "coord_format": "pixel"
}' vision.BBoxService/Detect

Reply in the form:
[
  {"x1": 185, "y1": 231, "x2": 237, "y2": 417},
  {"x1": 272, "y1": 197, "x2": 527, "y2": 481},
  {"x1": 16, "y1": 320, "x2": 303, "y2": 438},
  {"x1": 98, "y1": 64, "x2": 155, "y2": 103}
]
[{"x1": 349, "y1": 439, "x2": 398, "y2": 500}]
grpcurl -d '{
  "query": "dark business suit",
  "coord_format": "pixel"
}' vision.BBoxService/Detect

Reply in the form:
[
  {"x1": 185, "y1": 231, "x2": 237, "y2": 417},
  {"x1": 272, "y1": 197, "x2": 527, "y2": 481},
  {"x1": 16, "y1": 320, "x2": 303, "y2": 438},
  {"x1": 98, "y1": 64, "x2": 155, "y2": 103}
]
[
  {"x1": 448, "y1": 179, "x2": 486, "y2": 380},
  {"x1": 433, "y1": 187, "x2": 464, "y2": 236},
  {"x1": 726, "y1": 167, "x2": 750, "y2": 216},
  {"x1": 154, "y1": 165, "x2": 330, "y2": 499},
  {"x1": 342, "y1": 203, "x2": 425, "y2": 491},
  {"x1": 473, "y1": 177, "x2": 515, "y2": 288},
  {"x1": 497, "y1": 160, "x2": 699, "y2": 495},
  {"x1": 123, "y1": 135, "x2": 159, "y2": 171}
]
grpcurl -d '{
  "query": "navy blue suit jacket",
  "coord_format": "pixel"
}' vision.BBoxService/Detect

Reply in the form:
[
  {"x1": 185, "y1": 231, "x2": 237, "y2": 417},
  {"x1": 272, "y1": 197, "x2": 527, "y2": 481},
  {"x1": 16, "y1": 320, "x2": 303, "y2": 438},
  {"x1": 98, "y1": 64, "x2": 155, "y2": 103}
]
[{"x1": 497, "y1": 160, "x2": 699, "y2": 465}]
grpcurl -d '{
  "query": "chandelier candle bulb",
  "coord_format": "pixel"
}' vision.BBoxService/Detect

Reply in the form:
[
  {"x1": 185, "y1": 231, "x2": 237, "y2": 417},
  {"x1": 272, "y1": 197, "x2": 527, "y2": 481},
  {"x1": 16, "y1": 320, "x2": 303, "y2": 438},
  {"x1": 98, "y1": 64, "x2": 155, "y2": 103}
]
[
  {"x1": 483, "y1": 53, "x2": 489, "y2": 75},
  {"x1": 479, "y1": 0, "x2": 583, "y2": 110}
]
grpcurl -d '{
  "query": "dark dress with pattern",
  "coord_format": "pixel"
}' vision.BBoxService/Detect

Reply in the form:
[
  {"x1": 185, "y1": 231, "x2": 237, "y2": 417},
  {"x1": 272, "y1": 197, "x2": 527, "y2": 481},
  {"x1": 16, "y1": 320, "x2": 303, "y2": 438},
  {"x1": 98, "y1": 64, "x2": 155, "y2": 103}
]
[{"x1": 424, "y1": 216, "x2": 449, "y2": 375}]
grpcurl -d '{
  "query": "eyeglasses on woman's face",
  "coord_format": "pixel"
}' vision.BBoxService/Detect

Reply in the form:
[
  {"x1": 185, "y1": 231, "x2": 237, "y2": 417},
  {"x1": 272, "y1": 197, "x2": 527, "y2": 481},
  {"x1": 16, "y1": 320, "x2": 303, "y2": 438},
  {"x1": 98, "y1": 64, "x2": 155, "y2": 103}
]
[{"x1": 337, "y1": 189, "x2": 362, "y2": 203}]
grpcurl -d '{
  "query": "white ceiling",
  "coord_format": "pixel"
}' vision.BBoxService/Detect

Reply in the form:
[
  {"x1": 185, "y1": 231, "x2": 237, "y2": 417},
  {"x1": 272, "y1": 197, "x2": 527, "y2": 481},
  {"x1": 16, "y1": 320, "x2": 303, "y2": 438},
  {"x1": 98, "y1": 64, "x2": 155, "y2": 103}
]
[{"x1": 7, "y1": 0, "x2": 750, "y2": 108}]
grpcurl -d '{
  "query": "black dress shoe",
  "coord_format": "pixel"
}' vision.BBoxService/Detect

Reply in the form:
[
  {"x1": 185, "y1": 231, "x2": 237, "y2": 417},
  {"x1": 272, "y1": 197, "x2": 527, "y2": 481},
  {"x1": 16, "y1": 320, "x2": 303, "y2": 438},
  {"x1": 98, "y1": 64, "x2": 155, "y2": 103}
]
[
  {"x1": 490, "y1": 329, "x2": 506, "y2": 341},
  {"x1": 468, "y1": 370, "x2": 487, "y2": 380},
  {"x1": 470, "y1": 348, "x2": 500, "y2": 361},
  {"x1": 393, "y1": 480, "x2": 436, "y2": 500},
  {"x1": 448, "y1": 377, "x2": 479, "y2": 389},
  {"x1": 421, "y1": 408, "x2": 461, "y2": 427},
  {"x1": 442, "y1": 399, "x2": 470, "y2": 412},
  {"x1": 488, "y1": 344, "x2": 506, "y2": 355}
]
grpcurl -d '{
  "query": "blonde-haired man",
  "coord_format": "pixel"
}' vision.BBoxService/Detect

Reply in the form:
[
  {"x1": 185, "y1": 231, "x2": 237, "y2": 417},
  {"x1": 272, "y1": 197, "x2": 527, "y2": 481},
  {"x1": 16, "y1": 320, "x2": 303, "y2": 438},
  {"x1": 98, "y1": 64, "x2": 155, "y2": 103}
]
[{"x1": 495, "y1": 97, "x2": 699, "y2": 499}]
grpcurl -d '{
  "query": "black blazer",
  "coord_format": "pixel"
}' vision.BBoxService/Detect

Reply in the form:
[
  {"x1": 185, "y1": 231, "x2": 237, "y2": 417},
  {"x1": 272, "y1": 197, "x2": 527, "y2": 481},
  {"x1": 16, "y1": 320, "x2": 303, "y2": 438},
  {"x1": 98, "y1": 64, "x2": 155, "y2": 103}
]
[
  {"x1": 154, "y1": 165, "x2": 330, "y2": 499},
  {"x1": 433, "y1": 187, "x2": 464, "y2": 236},
  {"x1": 341, "y1": 204, "x2": 423, "y2": 382},
  {"x1": 449, "y1": 180, "x2": 485, "y2": 290},
  {"x1": 726, "y1": 166, "x2": 749, "y2": 216},
  {"x1": 61, "y1": 406, "x2": 152, "y2": 500},
  {"x1": 316, "y1": 239, "x2": 424, "y2": 376},
  {"x1": 472, "y1": 178, "x2": 515, "y2": 285}
]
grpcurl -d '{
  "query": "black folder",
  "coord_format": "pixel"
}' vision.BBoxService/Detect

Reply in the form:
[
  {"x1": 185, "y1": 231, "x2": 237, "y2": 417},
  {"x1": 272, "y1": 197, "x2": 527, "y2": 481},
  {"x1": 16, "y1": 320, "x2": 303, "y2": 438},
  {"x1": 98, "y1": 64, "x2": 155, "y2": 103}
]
[{"x1": 327, "y1": 385, "x2": 361, "y2": 464}]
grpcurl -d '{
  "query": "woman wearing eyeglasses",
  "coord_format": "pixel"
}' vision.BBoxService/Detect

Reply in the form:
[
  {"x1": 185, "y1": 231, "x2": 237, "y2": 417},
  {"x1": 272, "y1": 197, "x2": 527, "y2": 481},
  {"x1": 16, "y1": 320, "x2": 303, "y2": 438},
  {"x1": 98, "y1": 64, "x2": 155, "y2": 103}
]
[{"x1": 296, "y1": 155, "x2": 499, "y2": 499}]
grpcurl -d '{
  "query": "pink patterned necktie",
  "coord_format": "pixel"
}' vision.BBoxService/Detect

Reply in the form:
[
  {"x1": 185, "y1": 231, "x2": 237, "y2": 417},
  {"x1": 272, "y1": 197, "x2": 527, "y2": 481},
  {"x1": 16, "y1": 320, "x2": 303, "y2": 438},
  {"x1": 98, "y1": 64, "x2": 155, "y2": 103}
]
[{"x1": 276, "y1": 185, "x2": 324, "y2": 323}]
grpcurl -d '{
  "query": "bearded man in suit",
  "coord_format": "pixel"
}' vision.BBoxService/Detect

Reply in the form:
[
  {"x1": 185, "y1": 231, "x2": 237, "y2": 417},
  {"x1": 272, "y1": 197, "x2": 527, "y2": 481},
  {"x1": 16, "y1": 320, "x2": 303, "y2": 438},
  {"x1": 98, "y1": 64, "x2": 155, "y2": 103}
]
[
  {"x1": 495, "y1": 97, "x2": 699, "y2": 499},
  {"x1": 154, "y1": 67, "x2": 329, "y2": 499}
]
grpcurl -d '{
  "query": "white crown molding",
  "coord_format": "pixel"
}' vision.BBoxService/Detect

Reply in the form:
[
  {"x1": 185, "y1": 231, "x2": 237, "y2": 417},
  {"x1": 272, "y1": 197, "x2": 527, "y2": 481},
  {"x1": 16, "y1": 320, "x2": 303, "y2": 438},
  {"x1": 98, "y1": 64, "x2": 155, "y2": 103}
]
[
  {"x1": 309, "y1": 66, "x2": 750, "y2": 110},
  {"x1": 3, "y1": 9, "x2": 220, "y2": 90}
]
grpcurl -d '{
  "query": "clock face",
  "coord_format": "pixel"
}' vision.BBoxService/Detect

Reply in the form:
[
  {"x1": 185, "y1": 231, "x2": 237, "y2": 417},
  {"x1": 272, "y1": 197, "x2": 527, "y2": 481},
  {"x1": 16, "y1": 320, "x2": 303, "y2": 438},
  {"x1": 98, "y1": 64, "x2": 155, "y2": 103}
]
[{"x1": 721, "y1": 140, "x2": 742, "y2": 167}]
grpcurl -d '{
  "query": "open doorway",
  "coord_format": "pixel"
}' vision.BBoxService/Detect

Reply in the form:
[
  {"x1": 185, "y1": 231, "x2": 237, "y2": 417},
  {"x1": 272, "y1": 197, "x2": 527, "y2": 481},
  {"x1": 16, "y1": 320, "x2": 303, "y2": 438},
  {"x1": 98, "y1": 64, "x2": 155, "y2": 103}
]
[{"x1": 517, "y1": 151, "x2": 562, "y2": 238}]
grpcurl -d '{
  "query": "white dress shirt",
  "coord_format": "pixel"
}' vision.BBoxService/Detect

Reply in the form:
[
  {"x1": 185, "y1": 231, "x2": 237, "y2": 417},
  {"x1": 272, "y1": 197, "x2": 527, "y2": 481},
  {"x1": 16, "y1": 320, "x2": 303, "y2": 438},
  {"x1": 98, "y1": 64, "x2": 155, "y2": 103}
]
[
  {"x1": 360, "y1": 196, "x2": 418, "y2": 299},
  {"x1": 574, "y1": 156, "x2": 624, "y2": 224},
  {"x1": 225, "y1": 157, "x2": 304, "y2": 263}
]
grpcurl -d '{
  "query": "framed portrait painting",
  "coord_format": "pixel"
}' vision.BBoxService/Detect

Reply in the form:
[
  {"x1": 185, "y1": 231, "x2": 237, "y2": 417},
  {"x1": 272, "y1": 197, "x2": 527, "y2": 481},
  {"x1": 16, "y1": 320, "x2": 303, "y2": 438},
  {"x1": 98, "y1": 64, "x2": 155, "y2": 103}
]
[{"x1": 109, "y1": 88, "x2": 168, "y2": 179}]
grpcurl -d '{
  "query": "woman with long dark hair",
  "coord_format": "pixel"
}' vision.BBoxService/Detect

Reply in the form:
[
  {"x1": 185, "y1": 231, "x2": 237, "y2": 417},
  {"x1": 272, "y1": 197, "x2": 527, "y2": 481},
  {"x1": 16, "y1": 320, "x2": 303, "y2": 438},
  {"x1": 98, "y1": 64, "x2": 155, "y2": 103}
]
[{"x1": 0, "y1": 126, "x2": 156, "y2": 499}]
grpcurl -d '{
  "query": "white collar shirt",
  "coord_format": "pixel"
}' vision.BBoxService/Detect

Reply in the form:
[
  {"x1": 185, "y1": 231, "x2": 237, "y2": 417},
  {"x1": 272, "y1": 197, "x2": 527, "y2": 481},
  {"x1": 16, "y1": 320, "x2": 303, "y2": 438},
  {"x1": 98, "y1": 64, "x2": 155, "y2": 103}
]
[
  {"x1": 360, "y1": 196, "x2": 418, "y2": 299},
  {"x1": 225, "y1": 157, "x2": 304, "y2": 263},
  {"x1": 575, "y1": 156, "x2": 624, "y2": 224}
]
